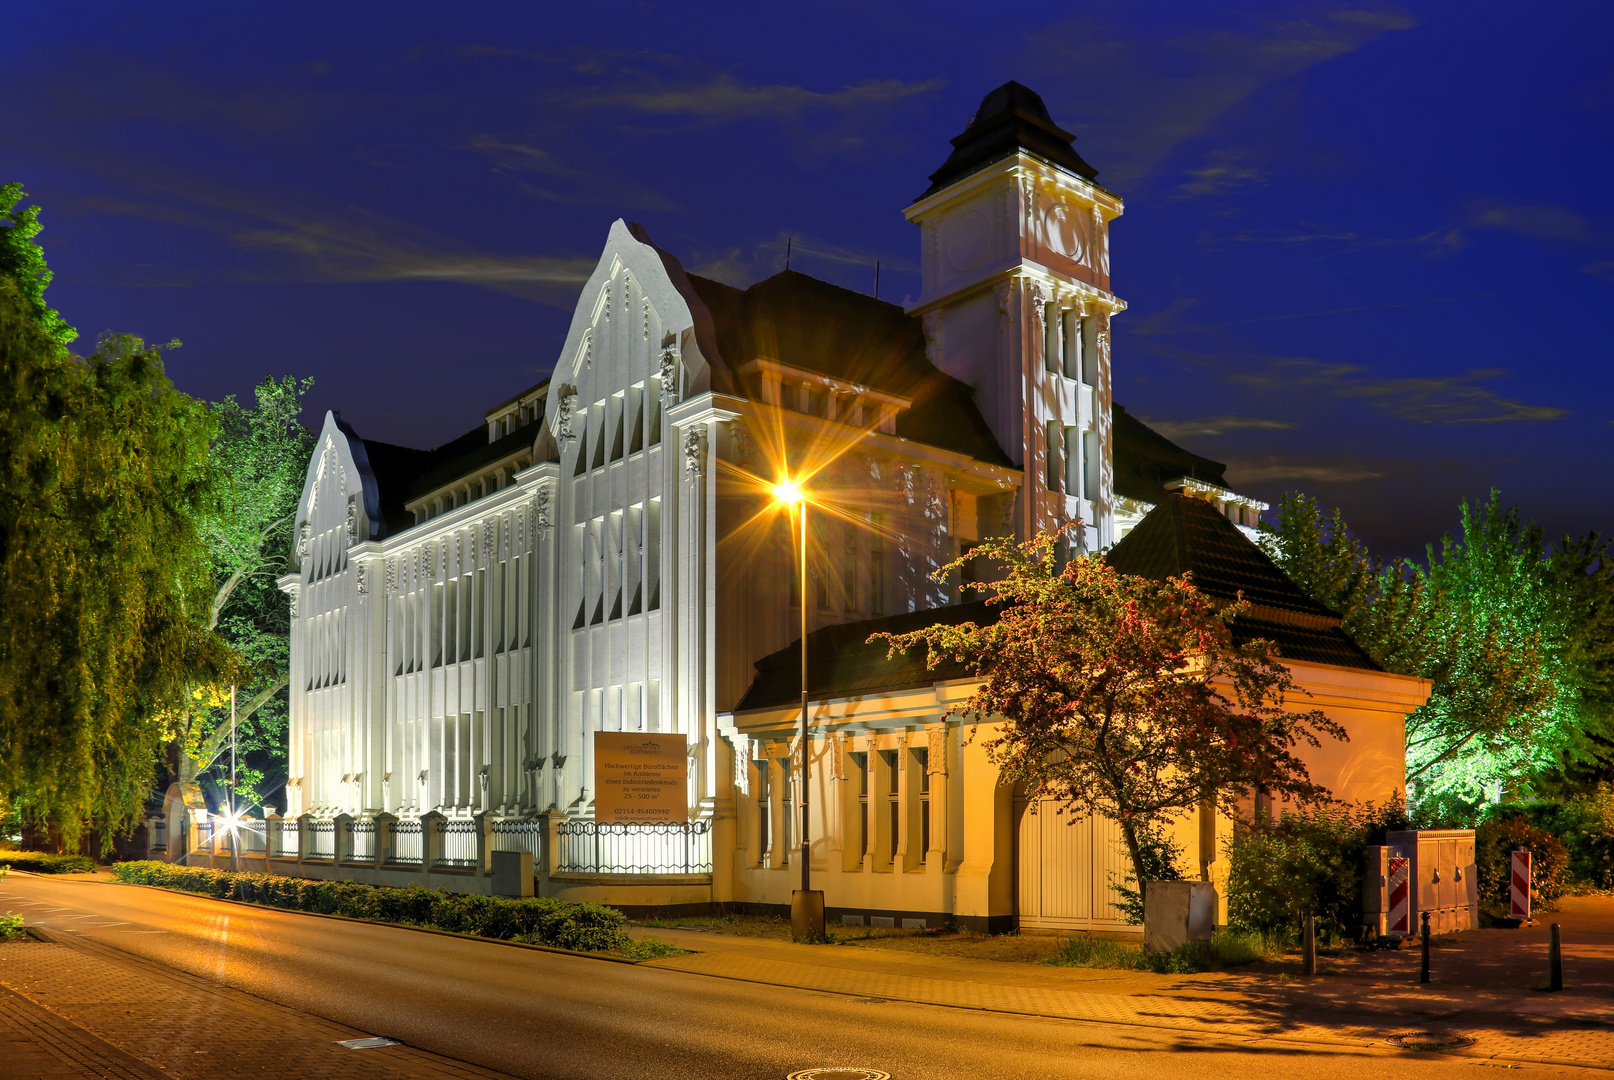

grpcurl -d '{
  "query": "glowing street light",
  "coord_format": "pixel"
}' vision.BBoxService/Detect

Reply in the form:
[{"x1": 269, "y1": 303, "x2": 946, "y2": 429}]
[{"x1": 774, "y1": 474, "x2": 823, "y2": 938}]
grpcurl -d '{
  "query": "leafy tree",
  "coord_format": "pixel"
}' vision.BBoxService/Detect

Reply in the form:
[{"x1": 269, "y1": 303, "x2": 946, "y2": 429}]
[
  {"x1": 874, "y1": 531, "x2": 1346, "y2": 897},
  {"x1": 0, "y1": 281, "x2": 234, "y2": 848},
  {"x1": 0, "y1": 184, "x2": 76, "y2": 349},
  {"x1": 1263, "y1": 491, "x2": 1611, "y2": 813},
  {"x1": 173, "y1": 375, "x2": 314, "y2": 808}
]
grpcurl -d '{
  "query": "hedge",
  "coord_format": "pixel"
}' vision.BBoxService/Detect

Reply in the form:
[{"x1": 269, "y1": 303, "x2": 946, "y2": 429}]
[
  {"x1": 1475, "y1": 815, "x2": 1569, "y2": 914},
  {"x1": 0, "y1": 851, "x2": 98, "y2": 874},
  {"x1": 111, "y1": 861, "x2": 631, "y2": 952}
]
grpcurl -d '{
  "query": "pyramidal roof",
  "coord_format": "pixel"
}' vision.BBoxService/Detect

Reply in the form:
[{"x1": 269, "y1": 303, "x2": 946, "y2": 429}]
[{"x1": 919, "y1": 81, "x2": 1099, "y2": 200}]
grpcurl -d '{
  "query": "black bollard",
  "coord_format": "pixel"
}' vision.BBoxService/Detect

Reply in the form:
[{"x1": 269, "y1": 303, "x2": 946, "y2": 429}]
[
  {"x1": 1550, "y1": 922, "x2": 1563, "y2": 992},
  {"x1": 1302, "y1": 914, "x2": 1317, "y2": 976},
  {"x1": 1420, "y1": 911, "x2": 1431, "y2": 983}
]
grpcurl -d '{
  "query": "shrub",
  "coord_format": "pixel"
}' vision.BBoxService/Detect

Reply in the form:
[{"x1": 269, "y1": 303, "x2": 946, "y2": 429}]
[
  {"x1": 0, "y1": 851, "x2": 97, "y2": 874},
  {"x1": 1483, "y1": 790, "x2": 1614, "y2": 890},
  {"x1": 1043, "y1": 929, "x2": 1267, "y2": 973},
  {"x1": 0, "y1": 912, "x2": 23, "y2": 940},
  {"x1": 1108, "y1": 822, "x2": 1184, "y2": 925},
  {"x1": 1475, "y1": 815, "x2": 1569, "y2": 914},
  {"x1": 1225, "y1": 799, "x2": 1408, "y2": 944},
  {"x1": 111, "y1": 862, "x2": 632, "y2": 952}
]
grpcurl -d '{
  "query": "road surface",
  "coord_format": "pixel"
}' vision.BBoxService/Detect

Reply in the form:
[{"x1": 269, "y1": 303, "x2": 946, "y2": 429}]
[{"x1": 0, "y1": 873, "x2": 1580, "y2": 1080}]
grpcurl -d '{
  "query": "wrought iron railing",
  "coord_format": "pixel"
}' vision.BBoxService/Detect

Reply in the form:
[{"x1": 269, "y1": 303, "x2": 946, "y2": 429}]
[
  {"x1": 556, "y1": 819, "x2": 712, "y2": 875},
  {"x1": 386, "y1": 819, "x2": 423, "y2": 865},
  {"x1": 270, "y1": 819, "x2": 298, "y2": 859},
  {"x1": 490, "y1": 818, "x2": 544, "y2": 857},
  {"x1": 232, "y1": 819, "x2": 266, "y2": 854},
  {"x1": 304, "y1": 818, "x2": 336, "y2": 860},
  {"x1": 347, "y1": 819, "x2": 375, "y2": 862},
  {"x1": 434, "y1": 818, "x2": 479, "y2": 869}
]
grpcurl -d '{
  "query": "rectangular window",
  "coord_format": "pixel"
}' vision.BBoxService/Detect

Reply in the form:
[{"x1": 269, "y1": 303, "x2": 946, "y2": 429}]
[
  {"x1": 646, "y1": 679, "x2": 660, "y2": 732},
  {"x1": 1043, "y1": 303, "x2": 1059, "y2": 374},
  {"x1": 1045, "y1": 422, "x2": 1062, "y2": 494},
  {"x1": 915, "y1": 747, "x2": 930, "y2": 863},
  {"x1": 626, "y1": 504, "x2": 643, "y2": 616},
  {"x1": 473, "y1": 568, "x2": 485, "y2": 658},
  {"x1": 779, "y1": 757, "x2": 793, "y2": 866},
  {"x1": 573, "y1": 413, "x2": 588, "y2": 476},
  {"x1": 1063, "y1": 310, "x2": 1081, "y2": 380},
  {"x1": 590, "y1": 402, "x2": 606, "y2": 470},
  {"x1": 756, "y1": 761, "x2": 770, "y2": 865},
  {"x1": 519, "y1": 552, "x2": 531, "y2": 646},
  {"x1": 646, "y1": 499, "x2": 661, "y2": 611},
  {"x1": 853, "y1": 752, "x2": 870, "y2": 861},
  {"x1": 445, "y1": 577, "x2": 458, "y2": 665},
  {"x1": 648, "y1": 384, "x2": 662, "y2": 446},
  {"x1": 1081, "y1": 317, "x2": 1096, "y2": 386},
  {"x1": 460, "y1": 573, "x2": 473, "y2": 661},
  {"x1": 494, "y1": 562, "x2": 507, "y2": 651},
  {"x1": 869, "y1": 513, "x2": 885, "y2": 617},
  {"x1": 1083, "y1": 429, "x2": 1099, "y2": 499},
  {"x1": 880, "y1": 749, "x2": 899, "y2": 866},
  {"x1": 431, "y1": 582, "x2": 444, "y2": 668},
  {"x1": 1064, "y1": 426, "x2": 1080, "y2": 496},
  {"x1": 608, "y1": 510, "x2": 624, "y2": 620},
  {"x1": 609, "y1": 393, "x2": 625, "y2": 462},
  {"x1": 627, "y1": 385, "x2": 644, "y2": 454}
]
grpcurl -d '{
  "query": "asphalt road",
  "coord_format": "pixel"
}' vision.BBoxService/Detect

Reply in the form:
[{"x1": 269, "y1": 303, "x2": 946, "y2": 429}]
[{"x1": 0, "y1": 874, "x2": 1582, "y2": 1080}]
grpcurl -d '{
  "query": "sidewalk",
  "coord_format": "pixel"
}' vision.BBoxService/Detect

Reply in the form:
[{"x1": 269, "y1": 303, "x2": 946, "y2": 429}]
[
  {"x1": 630, "y1": 898, "x2": 1614, "y2": 1071},
  {"x1": 0, "y1": 933, "x2": 517, "y2": 1080}
]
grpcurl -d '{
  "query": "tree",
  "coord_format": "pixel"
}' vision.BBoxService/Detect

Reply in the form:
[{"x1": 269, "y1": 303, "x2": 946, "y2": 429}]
[
  {"x1": 0, "y1": 184, "x2": 76, "y2": 349},
  {"x1": 873, "y1": 531, "x2": 1345, "y2": 897},
  {"x1": 0, "y1": 281, "x2": 234, "y2": 848},
  {"x1": 1261, "y1": 491, "x2": 1604, "y2": 813},
  {"x1": 173, "y1": 375, "x2": 314, "y2": 808}
]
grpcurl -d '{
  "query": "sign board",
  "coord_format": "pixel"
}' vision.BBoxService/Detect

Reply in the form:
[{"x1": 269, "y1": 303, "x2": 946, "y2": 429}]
[
  {"x1": 1510, "y1": 849, "x2": 1532, "y2": 921},
  {"x1": 593, "y1": 731, "x2": 688, "y2": 823},
  {"x1": 1386, "y1": 856, "x2": 1411, "y2": 936}
]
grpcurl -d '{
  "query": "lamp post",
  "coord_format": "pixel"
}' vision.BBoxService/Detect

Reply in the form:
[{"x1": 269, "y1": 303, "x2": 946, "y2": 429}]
[{"x1": 773, "y1": 478, "x2": 823, "y2": 939}]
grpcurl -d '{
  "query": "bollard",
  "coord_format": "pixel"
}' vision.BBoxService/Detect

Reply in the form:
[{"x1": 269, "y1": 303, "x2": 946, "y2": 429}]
[
  {"x1": 1420, "y1": 911, "x2": 1431, "y2": 983},
  {"x1": 1302, "y1": 914, "x2": 1317, "y2": 976},
  {"x1": 1549, "y1": 922, "x2": 1563, "y2": 992}
]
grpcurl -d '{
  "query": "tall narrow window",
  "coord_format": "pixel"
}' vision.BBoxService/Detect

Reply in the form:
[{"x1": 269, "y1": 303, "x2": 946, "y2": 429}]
[
  {"x1": 473, "y1": 568, "x2": 485, "y2": 658},
  {"x1": 881, "y1": 749, "x2": 899, "y2": 866},
  {"x1": 853, "y1": 751, "x2": 870, "y2": 863},
  {"x1": 431, "y1": 582, "x2": 444, "y2": 668},
  {"x1": 626, "y1": 504, "x2": 643, "y2": 616},
  {"x1": 1083, "y1": 429, "x2": 1099, "y2": 499},
  {"x1": 627, "y1": 385, "x2": 644, "y2": 454},
  {"x1": 590, "y1": 403, "x2": 606, "y2": 470},
  {"x1": 519, "y1": 553, "x2": 531, "y2": 646},
  {"x1": 494, "y1": 562, "x2": 507, "y2": 651},
  {"x1": 609, "y1": 394, "x2": 625, "y2": 462},
  {"x1": 444, "y1": 577, "x2": 458, "y2": 666},
  {"x1": 915, "y1": 747, "x2": 931, "y2": 864},
  {"x1": 1081, "y1": 317, "x2": 1096, "y2": 386},
  {"x1": 869, "y1": 513, "x2": 885, "y2": 617},
  {"x1": 779, "y1": 758, "x2": 793, "y2": 866},
  {"x1": 756, "y1": 762, "x2": 770, "y2": 865},
  {"x1": 648, "y1": 384, "x2": 662, "y2": 446},
  {"x1": 1045, "y1": 422, "x2": 1062, "y2": 494},
  {"x1": 1043, "y1": 303, "x2": 1059, "y2": 374},
  {"x1": 843, "y1": 521, "x2": 858, "y2": 612},
  {"x1": 608, "y1": 511, "x2": 624, "y2": 620},
  {"x1": 1064, "y1": 426, "x2": 1080, "y2": 496},
  {"x1": 646, "y1": 499, "x2": 661, "y2": 611},
  {"x1": 1063, "y1": 310, "x2": 1081, "y2": 380},
  {"x1": 573, "y1": 413, "x2": 588, "y2": 476},
  {"x1": 459, "y1": 573, "x2": 473, "y2": 662}
]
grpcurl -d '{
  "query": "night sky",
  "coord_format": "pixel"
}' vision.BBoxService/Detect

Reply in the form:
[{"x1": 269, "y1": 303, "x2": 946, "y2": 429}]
[{"x1": 5, "y1": 2, "x2": 1610, "y2": 556}]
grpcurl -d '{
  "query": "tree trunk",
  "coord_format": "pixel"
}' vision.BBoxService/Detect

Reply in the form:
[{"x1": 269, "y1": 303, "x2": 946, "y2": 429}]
[{"x1": 1116, "y1": 813, "x2": 1149, "y2": 914}]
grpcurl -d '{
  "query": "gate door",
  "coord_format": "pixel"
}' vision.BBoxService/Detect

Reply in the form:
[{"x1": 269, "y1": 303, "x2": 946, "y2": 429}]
[{"x1": 1015, "y1": 796, "x2": 1132, "y2": 931}]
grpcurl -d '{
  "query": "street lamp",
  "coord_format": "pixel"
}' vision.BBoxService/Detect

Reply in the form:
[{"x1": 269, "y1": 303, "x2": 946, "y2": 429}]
[{"x1": 773, "y1": 478, "x2": 823, "y2": 938}]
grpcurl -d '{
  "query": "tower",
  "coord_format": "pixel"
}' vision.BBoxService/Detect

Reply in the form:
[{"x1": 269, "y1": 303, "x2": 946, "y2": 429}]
[{"x1": 905, "y1": 81, "x2": 1124, "y2": 550}]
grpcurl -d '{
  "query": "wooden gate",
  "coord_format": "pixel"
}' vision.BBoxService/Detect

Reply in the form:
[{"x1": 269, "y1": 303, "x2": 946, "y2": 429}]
[{"x1": 1014, "y1": 796, "x2": 1134, "y2": 931}]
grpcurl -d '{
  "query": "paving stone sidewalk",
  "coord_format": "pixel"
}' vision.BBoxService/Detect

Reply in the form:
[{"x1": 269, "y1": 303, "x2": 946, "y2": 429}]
[
  {"x1": 635, "y1": 924, "x2": 1614, "y2": 1071},
  {"x1": 0, "y1": 936, "x2": 516, "y2": 1080}
]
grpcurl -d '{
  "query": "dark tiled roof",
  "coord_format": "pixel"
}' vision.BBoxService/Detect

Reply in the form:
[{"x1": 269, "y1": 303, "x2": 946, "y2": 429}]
[
  {"x1": 1106, "y1": 493, "x2": 1378, "y2": 670},
  {"x1": 352, "y1": 415, "x2": 542, "y2": 538},
  {"x1": 734, "y1": 600, "x2": 1001, "y2": 712},
  {"x1": 687, "y1": 269, "x2": 1012, "y2": 467},
  {"x1": 735, "y1": 495, "x2": 1377, "y2": 713},
  {"x1": 919, "y1": 81, "x2": 1099, "y2": 200},
  {"x1": 1112, "y1": 403, "x2": 1230, "y2": 504}
]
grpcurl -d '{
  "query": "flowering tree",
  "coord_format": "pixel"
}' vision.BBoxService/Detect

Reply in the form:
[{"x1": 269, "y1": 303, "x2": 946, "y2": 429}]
[{"x1": 873, "y1": 530, "x2": 1346, "y2": 896}]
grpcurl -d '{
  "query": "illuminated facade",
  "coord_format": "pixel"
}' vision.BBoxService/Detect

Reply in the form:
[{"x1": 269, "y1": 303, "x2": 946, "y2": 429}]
[{"x1": 278, "y1": 82, "x2": 1412, "y2": 926}]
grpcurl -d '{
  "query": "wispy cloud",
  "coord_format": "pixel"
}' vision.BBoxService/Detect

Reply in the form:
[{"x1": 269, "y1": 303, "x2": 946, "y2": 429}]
[
  {"x1": 1225, "y1": 455, "x2": 1387, "y2": 484},
  {"x1": 1022, "y1": 6, "x2": 1417, "y2": 186},
  {"x1": 1228, "y1": 357, "x2": 1568, "y2": 424},
  {"x1": 1174, "y1": 149, "x2": 1271, "y2": 200},
  {"x1": 1145, "y1": 414, "x2": 1298, "y2": 439},
  {"x1": 1212, "y1": 201, "x2": 1601, "y2": 259}
]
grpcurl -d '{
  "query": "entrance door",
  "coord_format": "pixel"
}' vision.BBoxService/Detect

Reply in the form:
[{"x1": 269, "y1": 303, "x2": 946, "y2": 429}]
[{"x1": 1014, "y1": 796, "x2": 1132, "y2": 931}]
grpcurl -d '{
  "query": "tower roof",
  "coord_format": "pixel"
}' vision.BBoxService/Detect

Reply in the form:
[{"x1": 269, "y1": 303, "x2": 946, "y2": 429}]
[{"x1": 919, "y1": 81, "x2": 1098, "y2": 200}]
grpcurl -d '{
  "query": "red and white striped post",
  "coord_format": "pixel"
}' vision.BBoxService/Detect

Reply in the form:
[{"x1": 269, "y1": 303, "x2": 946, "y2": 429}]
[
  {"x1": 1387, "y1": 856, "x2": 1411, "y2": 936},
  {"x1": 1511, "y1": 849, "x2": 1532, "y2": 922}
]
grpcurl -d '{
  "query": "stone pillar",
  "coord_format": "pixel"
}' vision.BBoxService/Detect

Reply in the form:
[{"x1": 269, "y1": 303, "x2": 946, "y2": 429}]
[
  {"x1": 420, "y1": 810, "x2": 445, "y2": 871},
  {"x1": 474, "y1": 810, "x2": 492, "y2": 877},
  {"x1": 926, "y1": 724, "x2": 949, "y2": 869},
  {"x1": 951, "y1": 735, "x2": 1012, "y2": 934},
  {"x1": 265, "y1": 813, "x2": 282, "y2": 871},
  {"x1": 334, "y1": 813, "x2": 354, "y2": 864},
  {"x1": 295, "y1": 813, "x2": 314, "y2": 864}
]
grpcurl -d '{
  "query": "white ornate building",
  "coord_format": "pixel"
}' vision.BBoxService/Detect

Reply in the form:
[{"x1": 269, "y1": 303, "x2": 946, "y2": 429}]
[{"x1": 277, "y1": 83, "x2": 1421, "y2": 929}]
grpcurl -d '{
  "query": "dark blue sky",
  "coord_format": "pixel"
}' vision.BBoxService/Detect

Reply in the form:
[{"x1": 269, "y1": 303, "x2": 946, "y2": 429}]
[{"x1": 5, "y1": 1, "x2": 1610, "y2": 555}]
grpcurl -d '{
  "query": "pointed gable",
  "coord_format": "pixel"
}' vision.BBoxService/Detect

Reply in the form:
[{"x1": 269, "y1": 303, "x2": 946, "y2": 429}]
[{"x1": 1105, "y1": 493, "x2": 1378, "y2": 670}]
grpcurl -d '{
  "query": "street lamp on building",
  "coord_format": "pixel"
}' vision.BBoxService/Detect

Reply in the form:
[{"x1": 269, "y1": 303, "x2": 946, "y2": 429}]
[{"x1": 772, "y1": 477, "x2": 824, "y2": 939}]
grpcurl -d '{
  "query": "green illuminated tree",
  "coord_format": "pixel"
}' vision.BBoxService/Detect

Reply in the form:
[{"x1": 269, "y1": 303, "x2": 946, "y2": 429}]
[
  {"x1": 874, "y1": 531, "x2": 1345, "y2": 898},
  {"x1": 0, "y1": 282, "x2": 234, "y2": 848},
  {"x1": 0, "y1": 184, "x2": 76, "y2": 350},
  {"x1": 174, "y1": 376, "x2": 314, "y2": 807}
]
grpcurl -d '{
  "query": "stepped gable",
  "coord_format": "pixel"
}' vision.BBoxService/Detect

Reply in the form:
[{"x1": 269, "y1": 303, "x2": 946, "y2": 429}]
[
  {"x1": 1112, "y1": 403, "x2": 1232, "y2": 504},
  {"x1": 1104, "y1": 492, "x2": 1378, "y2": 670},
  {"x1": 919, "y1": 80, "x2": 1100, "y2": 200},
  {"x1": 687, "y1": 269, "x2": 1011, "y2": 466}
]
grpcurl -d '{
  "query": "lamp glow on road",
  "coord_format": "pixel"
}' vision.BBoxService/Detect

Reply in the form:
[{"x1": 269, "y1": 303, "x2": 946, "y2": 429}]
[{"x1": 773, "y1": 480, "x2": 804, "y2": 505}]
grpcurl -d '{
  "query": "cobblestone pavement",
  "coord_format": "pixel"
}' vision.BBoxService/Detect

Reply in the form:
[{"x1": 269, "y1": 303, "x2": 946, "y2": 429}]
[
  {"x1": 0, "y1": 935, "x2": 517, "y2": 1080},
  {"x1": 637, "y1": 923, "x2": 1614, "y2": 1071}
]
